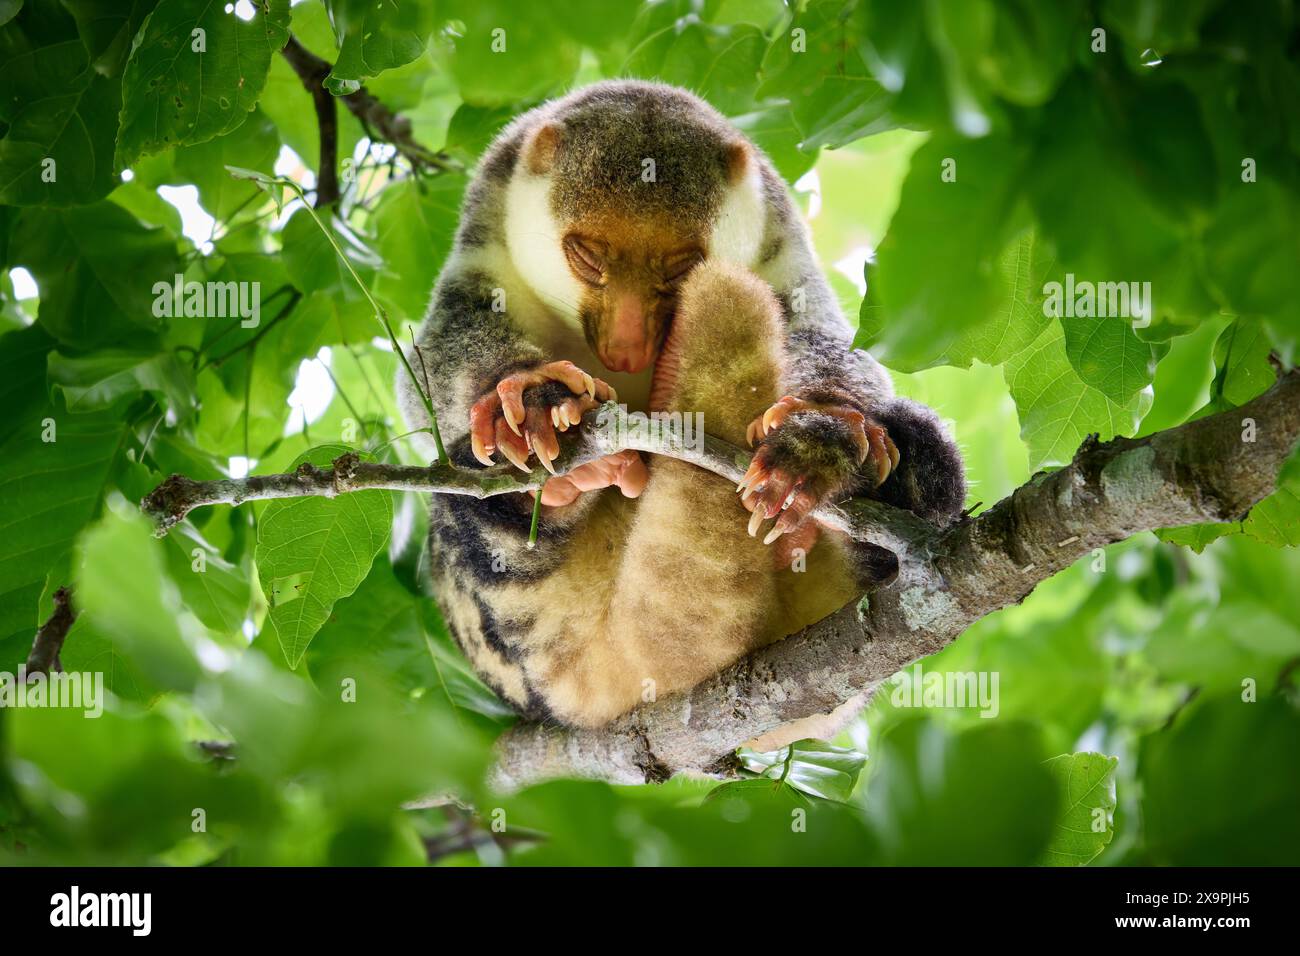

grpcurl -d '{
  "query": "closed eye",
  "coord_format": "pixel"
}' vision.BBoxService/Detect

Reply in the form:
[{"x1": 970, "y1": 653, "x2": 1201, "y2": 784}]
[
  {"x1": 663, "y1": 249, "x2": 703, "y2": 284},
  {"x1": 564, "y1": 235, "x2": 605, "y2": 286}
]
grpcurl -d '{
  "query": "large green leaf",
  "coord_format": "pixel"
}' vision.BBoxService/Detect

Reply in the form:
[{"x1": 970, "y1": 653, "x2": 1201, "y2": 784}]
[
  {"x1": 442, "y1": 0, "x2": 580, "y2": 106},
  {"x1": 865, "y1": 719, "x2": 1057, "y2": 865},
  {"x1": 1140, "y1": 696, "x2": 1300, "y2": 865},
  {"x1": 255, "y1": 444, "x2": 392, "y2": 666},
  {"x1": 736, "y1": 738, "x2": 867, "y2": 802},
  {"x1": 60, "y1": 0, "x2": 159, "y2": 76},
  {"x1": 371, "y1": 174, "x2": 466, "y2": 321},
  {"x1": 945, "y1": 229, "x2": 1056, "y2": 368},
  {"x1": 11, "y1": 203, "x2": 177, "y2": 348},
  {"x1": 1039, "y1": 752, "x2": 1117, "y2": 866},
  {"x1": 758, "y1": 0, "x2": 894, "y2": 149},
  {"x1": 1003, "y1": 320, "x2": 1152, "y2": 470},
  {"x1": 0, "y1": 32, "x2": 122, "y2": 206},
  {"x1": 47, "y1": 348, "x2": 196, "y2": 420},
  {"x1": 280, "y1": 207, "x2": 382, "y2": 301},
  {"x1": 1061, "y1": 313, "x2": 1159, "y2": 404},
  {"x1": 306, "y1": 557, "x2": 513, "y2": 728},
  {"x1": 162, "y1": 520, "x2": 253, "y2": 641},
  {"x1": 74, "y1": 501, "x2": 204, "y2": 692},
  {"x1": 857, "y1": 133, "x2": 1029, "y2": 370},
  {"x1": 0, "y1": 326, "x2": 127, "y2": 650},
  {"x1": 115, "y1": 0, "x2": 291, "y2": 166},
  {"x1": 624, "y1": 15, "x2": 764, "y2": 116},
  {"x1": 170, "y1": 108, "x2": 280, "y2": 220},
  {"x1": 322, "y1": 0, "x2": 435, "y2": 95}
]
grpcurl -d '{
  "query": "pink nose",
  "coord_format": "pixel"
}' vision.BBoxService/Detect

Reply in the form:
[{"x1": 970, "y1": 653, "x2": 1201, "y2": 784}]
[
  {"x1": 602, "y1": 296, "x2": 651, "y2": 373},
  {"x1": 599, "y1": 345, "x2": 652, "y2": 374}
]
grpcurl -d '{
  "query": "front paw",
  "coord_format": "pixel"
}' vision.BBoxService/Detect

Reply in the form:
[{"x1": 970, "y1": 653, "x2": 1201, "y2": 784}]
[
  {"x1": 737, "y1": 397, "x2": 899, "y2": 544},
  {"x1": 469, "y1": 360, "x2": 616, "y2": 473}
]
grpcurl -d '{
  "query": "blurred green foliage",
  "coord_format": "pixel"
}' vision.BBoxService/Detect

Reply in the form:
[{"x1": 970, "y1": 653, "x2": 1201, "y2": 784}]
[{"x1": 0, "y1": 0, "x2": 1297, "y2": 866}]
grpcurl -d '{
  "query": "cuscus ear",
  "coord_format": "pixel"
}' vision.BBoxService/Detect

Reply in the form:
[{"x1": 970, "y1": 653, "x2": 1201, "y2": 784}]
[
  {"x1": 723, "y1": 139, "x2": 750, "y2": 185},
  {"x1": 522, "y1": 122, "x2": 562, "y2": 175}
]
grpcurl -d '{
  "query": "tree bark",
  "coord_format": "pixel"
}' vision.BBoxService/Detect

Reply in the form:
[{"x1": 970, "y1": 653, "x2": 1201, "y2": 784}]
[{"x1": 138, "y1": 371, "x2": 1299, "y2": 788}]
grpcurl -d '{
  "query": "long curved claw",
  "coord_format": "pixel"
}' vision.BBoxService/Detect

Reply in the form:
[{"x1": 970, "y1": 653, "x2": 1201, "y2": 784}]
[{"x1": 469, "y1": 393, "x2": 502, "y2": 466}]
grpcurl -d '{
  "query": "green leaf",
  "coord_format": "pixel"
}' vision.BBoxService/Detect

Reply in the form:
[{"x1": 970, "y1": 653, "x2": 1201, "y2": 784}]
[
  {"x1": 1146, "y1": 599, "x2": 1300, "y2": 696},
  {"x1": 1039, "y1": 752, "x2": 1117, "y2": 866},
  {"x1": 74, "y1": 499, "x2": 203, "y2": 692},
  {"x1": 443, "y1": 1, "x2": 580, "y2": 106},
  {"x1": 12, "y1": 203, "x2": 177, "y2": 348},
  {"x1": 1025, "y1": 75, "x2": 1215, "y2": 324},
  {"x1": 171, "y1": 108, "x2": 280, "y2": 220},
  {"x1": 1003, "y1": 320, "x2": 1152, "y2": 470},
  {"x1": 47, "y1": 349, "x2": 196, "y2": 420},
  {"x1": 1155, "y1": 522, "x2": 1235, "y2": 553},
  {"x1": 982, "y1": 0, "x2": 1084, "y2": 106},
  {"x1": 855, "y1": 0, "x2": 997, "y2": 136},
  {"x1": 0, "y1": 325, "x2": 127, "y2": 647},
  {"x1": 731, "y1": 104, "x2": 818, "y2": 182},
  {"x1": 280, "y1": 207, "x2": 382, "y2": 301},
  {"x1": 255, "y1": 444, "x2": 392, "y2": 666},
  {"x1": 306, "y1": 557, "x2": 513, "y2": 728},
  {"x1": 1211, "y1": 318, "x2": 1274, "y2": 407},
  {"x1": 945, "y1": 229, "x2": 1056, "y2": 368},
  {"x1": 1140, "y1": 696, "x2": 1300, "y2": 865},
  {"x1": 371, "y1": 174, "x2": 466, "y2": 321},
  {"x1": 865, "y1": 719, "x2": 1057, "y2": 865},
  {"x1": 0, "y1": 38, "x2": 122, "y2": 206},
  {"x1": 1242, "y1": 471, "x2": 1300, "y2": 548},
  {"x1": 115, "y1": 0, "x2": 291, "y2": 166},
  {"x1": 1061, "y1": 313, "x2": 1159, "y2": 404},
  {"x1": 1204, "y1": 182, "x2": 1300, "y2": 350},
  {"x1": 736, "y1": 738, "x2": 867, "y2": 802},
  {"x1": 162, "y1": 520, "x2": 252, "y2": 641},
  {"x1": 858, "y1": 133, "x2": 1029, "y2": 370},
  {"x1": 441, "y1": 102, "x2": 515, "y2": 166},
  {"x1": 419, "y1": 598, "x2": 516, "y2": 725},
  {"x1": 625, "y1": 16, "x2": 764, "y2": 116},
  {"x1": 322, "y1": 0, "x2": 435, "y2": 95},
  {"x1": 757, "y1": 0, "x2": 894, "y2": 149},
  {"x1": 60, "y1": 0, "x2": 159, "y2": 76}
]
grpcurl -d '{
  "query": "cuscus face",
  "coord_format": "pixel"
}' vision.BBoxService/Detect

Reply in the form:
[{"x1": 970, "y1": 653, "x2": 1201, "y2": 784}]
[
  {"x1": 503, "y1": 83, "x2": 767, "y2": 378},
  {"x1": 561, "y1": 213, "x2": 704, "y2": 374}
]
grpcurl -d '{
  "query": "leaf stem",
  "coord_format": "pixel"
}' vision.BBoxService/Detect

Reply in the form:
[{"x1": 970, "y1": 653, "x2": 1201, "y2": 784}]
[{"x1": 234, "y1": 170, "x2": 446, "y2": 460}]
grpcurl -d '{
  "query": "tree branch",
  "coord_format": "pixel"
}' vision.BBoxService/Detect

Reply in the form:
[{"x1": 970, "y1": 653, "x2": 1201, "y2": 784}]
[
  {"x1": 139, "y1": 406, "x2": 922, "y2": 555},
  {"x1": 25, "y1": 586, "x2": 76, "y2": 678},
  {"x1": 137, "y1": 371, "x2": 1299, "y2": 788},
  {"x1": 279, "y1": 35, "x2": 462, "y2": 180},
  {"x1": 492, "y1": 369, "x2": 1300, "y2": 788},
  {"x1": 280, "y1": 36, "x2": 340, "y2": 207}
]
